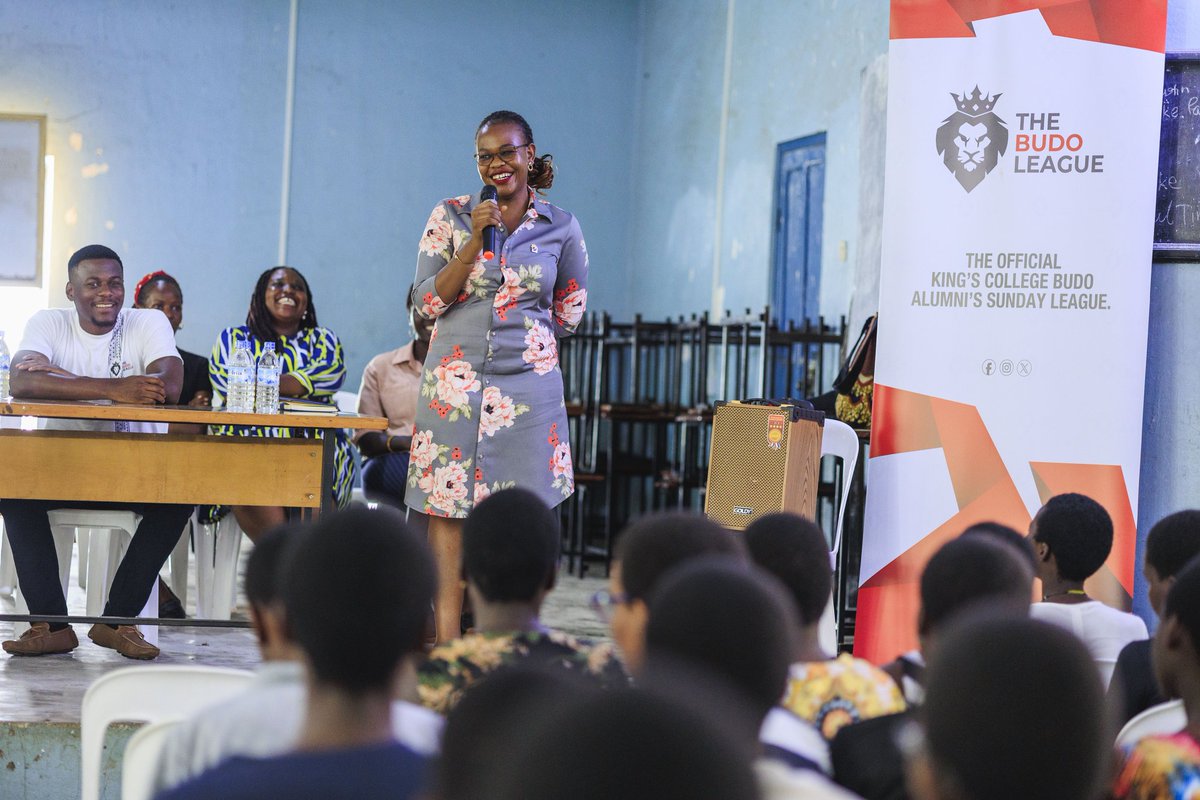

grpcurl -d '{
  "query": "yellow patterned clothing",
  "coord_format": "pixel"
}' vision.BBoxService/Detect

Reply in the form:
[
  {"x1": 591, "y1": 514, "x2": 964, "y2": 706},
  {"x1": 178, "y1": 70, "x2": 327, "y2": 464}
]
[
  {"x1": 783, "y1": 653, "x2": 906, "y2": 739},
  {"x1": 1113, "y1": 731, "x2": 1200, "y2": 799},
  {"x1": 416, "y1": 628, "x2": 628, "y2": 714}
]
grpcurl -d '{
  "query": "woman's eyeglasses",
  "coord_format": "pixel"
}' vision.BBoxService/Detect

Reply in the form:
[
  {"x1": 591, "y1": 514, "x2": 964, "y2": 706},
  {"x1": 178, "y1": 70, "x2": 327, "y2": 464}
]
[
  {"x1": 474, "y1": 143, "x2": 530, "y2": 166},
  {"x1": 589, "y1": 589, "x2": 629, "y2": 624}
]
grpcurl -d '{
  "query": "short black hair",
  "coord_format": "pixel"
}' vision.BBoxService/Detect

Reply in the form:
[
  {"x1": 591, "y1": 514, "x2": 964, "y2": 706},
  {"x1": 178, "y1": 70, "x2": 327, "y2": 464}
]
[
  {"x1": 645, "y1": 559, "x2": 795, "y2": 725},
  {"x1": 494, "y1": 689, "x2": 759, "y2": 800},
  {"x1": 961, "y1": 521, "x2": 1037, "y2": 571},
  {"x1": 244, "y1": 524, "x2": 300, "y2": 608},
  {"x1": 919, "y1": 536, "x2": 1033, "y2": 636},
  {"x1": 615, "y1": 512, "x2": 743, "y2": 601},
  {"x1": 1031, "y1": 493, "x2": 1113, "y2": 582},
  {"x1": 743, "y1": 512, "x2": 831, "y2": 625},
  {"x1": 1164, "y1": 556, "x2": 1200, "y2": 649},
  {"x1": 281, "y1": 506, "x2": 434, "y2": 694},
  {"x1": 922, "y1": 614, "x2": 1109, "y2": 800},
  {"x1": 1145, "y1": 510, "x2": 1200, "y2": 579},
  {"x1": 463, "y1": 488, "x2": 559, "y2": 603},
  {"x1": 68, "y1": 244, "x2": 122, "y2": 275},
  {"x1": 438, "y1": 668, "x2": 588, "y2": 800}
]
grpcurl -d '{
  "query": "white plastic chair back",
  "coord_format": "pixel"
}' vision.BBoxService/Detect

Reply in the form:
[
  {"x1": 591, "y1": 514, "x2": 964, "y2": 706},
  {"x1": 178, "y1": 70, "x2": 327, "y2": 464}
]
[
  {"x1": 820, "y1": 419, "x2": 860, "y2": 567},
  {"x1": 333, "y1": 390, "x2": 358, "y2": 413},
  {"x1": 194, "y1": 513, "x2": 245, "y2": 620},
  {"x1": 81, "y1": 665, "x2": 255, "y2": 800},
  {"x1": 0, "y1": 517, "x2": 15, "y2": 597},
  {"x1": 1115, "y1": 699, "x2": 1187, "y2": 748},
  {"x1": 121, "y1": 719, "x2": 181, "y2": 800}
]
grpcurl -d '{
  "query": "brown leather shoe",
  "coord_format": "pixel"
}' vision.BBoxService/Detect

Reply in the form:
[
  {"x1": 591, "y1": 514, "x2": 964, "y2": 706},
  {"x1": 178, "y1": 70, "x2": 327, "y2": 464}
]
[
  {"x1": 88, "y1": 624, "x2": 159, "y2": 660},
  {"x1": 2, "y1": 623, "x2": 79, "y2": 656}
]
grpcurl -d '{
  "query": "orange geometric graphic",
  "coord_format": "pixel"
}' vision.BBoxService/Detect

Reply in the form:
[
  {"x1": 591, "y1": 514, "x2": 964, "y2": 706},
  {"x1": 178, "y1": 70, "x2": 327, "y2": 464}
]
[
  {"x1": 890, "y1": 0, "x2": 1167, "y2": 54},
  {"x1": 855, "y1": 384, "x2": 1137, "y2": 664}
]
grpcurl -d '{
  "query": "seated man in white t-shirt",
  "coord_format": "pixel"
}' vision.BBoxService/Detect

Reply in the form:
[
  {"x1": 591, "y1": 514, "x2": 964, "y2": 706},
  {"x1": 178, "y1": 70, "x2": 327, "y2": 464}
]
[
  {"x1": 0, "y1": 244, "x2": 191, "y2": 660},
  {"x1": 1028, "y1": 492, "x2": 1148, "y2": 662}
]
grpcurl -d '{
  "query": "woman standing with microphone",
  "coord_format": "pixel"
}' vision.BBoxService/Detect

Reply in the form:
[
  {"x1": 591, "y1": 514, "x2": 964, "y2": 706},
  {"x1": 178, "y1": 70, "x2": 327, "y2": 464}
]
[{"x1": 407, "y1": 110, "x2": 588, "y2": 643}]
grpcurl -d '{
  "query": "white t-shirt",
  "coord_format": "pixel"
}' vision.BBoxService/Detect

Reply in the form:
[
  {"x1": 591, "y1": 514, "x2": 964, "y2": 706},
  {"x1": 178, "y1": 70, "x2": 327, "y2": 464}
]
[
  {"x1": 1030, "y1": 600, "x2": 1149, "y2": 661},
  {"x1": 18, "y1": 307, "x2": 181, "y2": 433}
]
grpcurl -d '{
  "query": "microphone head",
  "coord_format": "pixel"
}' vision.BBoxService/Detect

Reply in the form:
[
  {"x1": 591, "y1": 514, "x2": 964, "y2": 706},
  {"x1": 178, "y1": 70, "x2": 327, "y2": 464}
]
[{"x1": 481, "y1": 185, "x2": 498, "y2": 202}]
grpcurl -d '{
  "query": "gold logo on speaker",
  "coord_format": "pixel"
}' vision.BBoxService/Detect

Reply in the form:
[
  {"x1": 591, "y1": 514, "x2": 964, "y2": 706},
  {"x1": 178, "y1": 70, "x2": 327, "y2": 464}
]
[{"x1": 767, "y1": 414, "x2": 785, "y2": 450}]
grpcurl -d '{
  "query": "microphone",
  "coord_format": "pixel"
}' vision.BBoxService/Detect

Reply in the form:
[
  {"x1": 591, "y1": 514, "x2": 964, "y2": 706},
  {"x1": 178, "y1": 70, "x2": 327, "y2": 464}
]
[{"x1": 481, "y1": 185, "x2": 498, "y2": 261}]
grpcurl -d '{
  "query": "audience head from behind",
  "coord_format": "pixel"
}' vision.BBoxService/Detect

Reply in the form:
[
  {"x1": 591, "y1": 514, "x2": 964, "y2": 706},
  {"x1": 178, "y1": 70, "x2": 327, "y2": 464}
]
[
  {"x1": 918, "y1": 535, "x2": 1034, "y2": 657},
  {"x1": 644, "y1": 558, "x2": 796, "y2": 732},
  {"x1": 1153, "y1": 556, "x2": 1200, "y2": 704},
  {"x1": 1144, "y1": 510, "x2": 1200, "y2": 616},
  {"x1": 462, "y1": 488, "x2": 559, "y2": 615},
  {"x1": 282, "y1": 505, "x2": 435, "y2": 697},
  {"x1": 436, "y1": 667, "x2": 591, "y2": 800},
  {"x1": 244, "y1": 523, "x2": 304, "y2": 663},
  {"x1": 959, "y1": 520, "x2": 1037, "y2": 572},
  {"x1": 494, "y1": 687, "x2": 759, "y2": 800},
  {"x1": 743, "y1": 513, "x2": 831, "y2": 652},
  {"x1": 907, "y1": 613, "x2": 1109, "y2": 800},
  {"x1": 1029, "y1": 492, "x2": 1114, "y2": 587},
  {"x1": 606, "y1": 511, "x2": 744, "y2": 671}
]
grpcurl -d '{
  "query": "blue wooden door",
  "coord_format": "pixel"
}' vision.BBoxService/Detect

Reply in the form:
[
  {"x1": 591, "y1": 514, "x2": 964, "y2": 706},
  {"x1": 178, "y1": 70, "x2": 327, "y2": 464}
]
[{"x1": 771, "y1": 133, "x2": 826, "y2": 328}]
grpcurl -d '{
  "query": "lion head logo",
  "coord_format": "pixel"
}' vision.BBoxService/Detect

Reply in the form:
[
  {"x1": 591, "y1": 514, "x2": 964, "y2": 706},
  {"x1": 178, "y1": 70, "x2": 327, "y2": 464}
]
[{"x1": 935, "y1": 86, "x2": 1008, "y2": 193}]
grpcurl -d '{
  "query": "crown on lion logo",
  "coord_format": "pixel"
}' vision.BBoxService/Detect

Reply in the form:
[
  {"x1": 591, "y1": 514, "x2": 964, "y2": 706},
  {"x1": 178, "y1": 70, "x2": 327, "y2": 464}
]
[{"x1": 951, "y1": 86, "x2": 1001, "y2": 116}]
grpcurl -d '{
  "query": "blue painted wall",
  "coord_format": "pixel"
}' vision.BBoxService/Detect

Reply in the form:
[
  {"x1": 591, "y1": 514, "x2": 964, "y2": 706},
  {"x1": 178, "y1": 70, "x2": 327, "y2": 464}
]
[
  {"x1": 0, "y1": 0, "x2": 638, "y2": 384},
  {"x1": 625, "y1": 0, "x2": 889, "y2": 323},
  {"x1": 1135, "y1": 0, "x2": 1200, "y2": 628}
]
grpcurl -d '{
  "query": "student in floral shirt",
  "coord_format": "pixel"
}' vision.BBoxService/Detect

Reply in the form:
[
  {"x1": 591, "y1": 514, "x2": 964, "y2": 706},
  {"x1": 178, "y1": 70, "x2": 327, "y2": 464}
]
[
  {"x1": 1113, "y1": 558, "x2": 1200, "y2": 800},
  {"x1": 406, "y1": 110, "x2": 588, "y2": 643},
  {"x1": 417, "y1": 489, "x2": 625, "y2": 714}
]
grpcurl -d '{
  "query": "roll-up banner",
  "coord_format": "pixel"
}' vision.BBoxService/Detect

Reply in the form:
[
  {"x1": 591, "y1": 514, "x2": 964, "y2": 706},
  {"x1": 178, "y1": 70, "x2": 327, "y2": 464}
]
[{"x1": 856, "y1": 2, "x2": 1167, "y2": 663}]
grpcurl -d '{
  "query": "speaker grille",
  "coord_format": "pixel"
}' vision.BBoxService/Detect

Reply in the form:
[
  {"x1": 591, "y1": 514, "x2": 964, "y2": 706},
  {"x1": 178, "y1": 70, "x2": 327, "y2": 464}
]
[{"x1": 706, "y1": 404, "x2": 796, "y2": 529}]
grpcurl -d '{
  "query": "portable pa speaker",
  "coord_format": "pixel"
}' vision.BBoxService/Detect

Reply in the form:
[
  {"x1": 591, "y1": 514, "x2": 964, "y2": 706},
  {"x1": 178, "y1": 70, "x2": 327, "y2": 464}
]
[{"x1": 704, "y1": 401, "x2": 824, "y2": 530}]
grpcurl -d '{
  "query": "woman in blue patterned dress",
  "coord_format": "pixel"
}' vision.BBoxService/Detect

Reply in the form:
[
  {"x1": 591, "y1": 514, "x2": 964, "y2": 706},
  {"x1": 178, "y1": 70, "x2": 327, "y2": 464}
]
[
  {"x1": 406, "y1": 110, "x2": 589, "y2": 642},
  {"x1": 209, "y1": 266, "x2": 356, "y2": 541}
]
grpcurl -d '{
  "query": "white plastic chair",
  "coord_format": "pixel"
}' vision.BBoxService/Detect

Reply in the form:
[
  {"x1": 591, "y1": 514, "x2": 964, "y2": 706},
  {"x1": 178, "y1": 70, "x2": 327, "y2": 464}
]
[
  {"x1": 81, "y1": 665, "x2": 255, "y2": 800},
  {"x1": 335, "y1": 390, "x2": 369, "y2": 506},
  {"x1": 1115, "y1": 699, "x2": 1187, "y2": 748},
  {"x1": 1096, "y1": 657, "x2": 1118, "y2": 690},
  {"x1": 193, "y1": 513, "x2": 245, "y2": 620},
  {"x1": 0, "y1": 517, "x2": 16, "y2": 597},
  {"x1": 121, "y1": 719, "x2": 180, "y2": 800},
  {"x1": 47, "y1": 510, "x2": 159, "y2": 645},
  {"x1": 817, "y1": 419, "x2": 861, "y2": 654}
]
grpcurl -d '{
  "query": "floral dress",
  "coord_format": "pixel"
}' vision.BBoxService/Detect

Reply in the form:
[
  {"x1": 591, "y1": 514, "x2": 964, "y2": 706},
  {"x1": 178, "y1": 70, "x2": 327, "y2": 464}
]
[
  {"x1": 405, "y1": 190, "x2": 588, "y2": 518},
  {"x1": 208, "y1": 325, "x2": 357, "y2": 511}
]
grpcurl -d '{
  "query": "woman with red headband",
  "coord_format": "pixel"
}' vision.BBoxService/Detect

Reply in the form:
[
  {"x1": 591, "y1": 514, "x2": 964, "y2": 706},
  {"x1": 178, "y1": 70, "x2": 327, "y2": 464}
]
[{"x1": 133, "y1": 271, "x2": 212, "y2": 407}]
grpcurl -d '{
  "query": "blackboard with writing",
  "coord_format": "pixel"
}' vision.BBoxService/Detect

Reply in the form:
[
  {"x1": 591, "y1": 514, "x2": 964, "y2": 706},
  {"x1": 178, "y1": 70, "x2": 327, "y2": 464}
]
[{"x1": 1155, "y1": 54, "x2": 1200, "y2": 259}]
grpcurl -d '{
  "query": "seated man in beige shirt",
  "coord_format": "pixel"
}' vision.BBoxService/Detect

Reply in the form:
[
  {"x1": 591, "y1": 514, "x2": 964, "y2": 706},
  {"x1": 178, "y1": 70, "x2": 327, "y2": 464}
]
[{"x1": 353, "y1": 289, "x2": 433, "y2": 514}]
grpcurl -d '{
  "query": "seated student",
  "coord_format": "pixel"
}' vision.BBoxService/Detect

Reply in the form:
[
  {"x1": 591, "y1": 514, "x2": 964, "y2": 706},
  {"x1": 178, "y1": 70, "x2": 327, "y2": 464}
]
[
  {"x1": 880, "y1": 521, "x2": 1036, "y2": 705},
  {"x1": 830, "y1": 535, "x2": 1034, "y2": 800},
  {"x1": 353, "y1": 287, "x2": 433, "y2": 511},
  {"x1": 1029, "y1": 493, "x2": 1148, "y2": 660},
  {"x1": 417, "y1": 489, "x2": 626, "y2": 713},
  {"x1": 643, "y1": 559, "x2": 861, "y2": 800},
  {"x1": 744, "y1": 513, "x2": 904, "y2": 740},
  {"x1": 1112, "y1": 557, "x2": 1200, "y2": 799},
  {"x1": 495, "y1": 687, "x2": 760, "y2": 800},
  {"x1": 151, "y1": 524, "x2": 442, "y2": 792},
  {"x1": 906, "y1": 614, "x2": 1109, "y2": 800},
  {"x1": 1110, "y1": 510, "x2": 1200, "y2": 725},
  {"x1": 597, "y1": 510, "x2": 745, "y2": 673},
  {"x1": 154, "y1": 506, "x2": 435, "y2": 800},
  {"x1": 1, "y1": 244, "x2": 190, "y2": 659}
]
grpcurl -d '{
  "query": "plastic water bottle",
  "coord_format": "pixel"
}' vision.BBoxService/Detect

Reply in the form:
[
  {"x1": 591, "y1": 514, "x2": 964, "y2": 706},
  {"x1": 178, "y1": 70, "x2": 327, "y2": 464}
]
[
  {"x1": 227, "y1": 339, "x2": 256, "y2": 413},
  {"x1": 0, "y1": 331, "x2": 9, "y2": 400},
  {"x1": 254, "y1": 342, "x2": 281, "y2": 415}
]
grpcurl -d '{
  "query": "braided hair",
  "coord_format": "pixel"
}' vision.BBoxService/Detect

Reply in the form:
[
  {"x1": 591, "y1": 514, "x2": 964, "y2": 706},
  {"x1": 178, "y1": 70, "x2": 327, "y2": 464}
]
[
  {"x1": 476, "y1": 110, "x2": 555, "y2": 193},
  {"x1": 133, "y1": 270, "x2": 183, "y2": 306},
  {"x1": 245, "y1": 266, "x2": 319, "y2": 347}
]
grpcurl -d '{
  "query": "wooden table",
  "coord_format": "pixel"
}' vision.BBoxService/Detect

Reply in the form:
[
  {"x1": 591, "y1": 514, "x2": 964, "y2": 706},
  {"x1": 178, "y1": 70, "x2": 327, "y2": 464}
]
[{"x1": 0, "y1": 400, "x2": 387, "y2": 514}]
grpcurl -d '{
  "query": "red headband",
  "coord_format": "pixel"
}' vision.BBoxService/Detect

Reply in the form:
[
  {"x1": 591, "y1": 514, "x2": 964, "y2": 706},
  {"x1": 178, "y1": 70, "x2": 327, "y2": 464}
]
[{"x1": 134, "y1": 270, "x2": 176, "y2": 304}]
